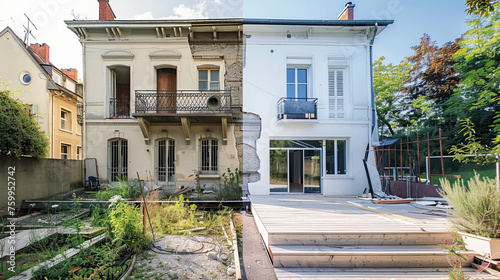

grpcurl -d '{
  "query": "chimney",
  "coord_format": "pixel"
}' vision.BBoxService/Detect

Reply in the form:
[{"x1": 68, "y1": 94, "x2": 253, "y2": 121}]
[
  {"x1": 62, "y1": 68, "x2": 78, "y2": 81},
  {"x1": 98, "y1": 0, "x2": 116, "y2": 21},
  {"x1": 29, "y1": 43, "x2": 50, "y2": 63},
  {"x1": 338, "y1": 2, "x2": 355, "y2": 20}
]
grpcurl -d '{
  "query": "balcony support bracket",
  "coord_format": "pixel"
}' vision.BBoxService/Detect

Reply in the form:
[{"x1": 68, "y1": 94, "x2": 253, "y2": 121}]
[
  {"x1": 181, "y1": 117, "x2": 191, "y2": 145},
  {"x1": 137, "y1": 117, "x2": 151, "y2": 145},
  {"x1": 221, "y1": 117, "x2": 228, "y2": 145}
]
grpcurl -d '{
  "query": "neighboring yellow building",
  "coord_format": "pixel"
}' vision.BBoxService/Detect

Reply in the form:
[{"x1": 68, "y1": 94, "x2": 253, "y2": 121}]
[{"x1": 0, "y1": 27, "x2": 83, "y2": 159}]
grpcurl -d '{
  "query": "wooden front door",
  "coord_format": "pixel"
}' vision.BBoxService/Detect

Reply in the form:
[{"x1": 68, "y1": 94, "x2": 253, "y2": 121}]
[{"x1": 157, "y1": 68, "x2": 176, "y2": 113}]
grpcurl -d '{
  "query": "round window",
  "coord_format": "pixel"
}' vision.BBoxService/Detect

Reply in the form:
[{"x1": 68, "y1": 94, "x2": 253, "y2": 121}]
[{"x1": 20, "y1": 72, "x2": 32, "y2": 85}]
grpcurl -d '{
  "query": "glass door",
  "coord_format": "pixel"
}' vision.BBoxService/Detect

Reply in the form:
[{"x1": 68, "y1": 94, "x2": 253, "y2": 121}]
[
  {"x1": 288, "y1": 150, "x2": 304, "y2": 193},
  {"x1": 304, "y1": 150, "x2": 321, "y2": 193}
]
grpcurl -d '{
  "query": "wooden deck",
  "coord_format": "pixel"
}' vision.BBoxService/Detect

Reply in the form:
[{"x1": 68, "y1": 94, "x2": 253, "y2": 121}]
[
  {"x1": 250, "y1": 195, "x2": 450, "y2": 246},
  {"x1": 249, "y1": 195, "x2": 497, "y2": 279}
]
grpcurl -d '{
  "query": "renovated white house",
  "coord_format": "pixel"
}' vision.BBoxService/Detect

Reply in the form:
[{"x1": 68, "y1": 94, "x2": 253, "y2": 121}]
[{"x1": 243, "y1": 5, "x2": 393, "y2": 195}]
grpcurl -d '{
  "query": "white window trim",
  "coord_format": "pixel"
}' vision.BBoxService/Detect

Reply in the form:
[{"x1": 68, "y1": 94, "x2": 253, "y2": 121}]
[
  {"x1": 61, "y1": 143, "x2": 71, "y2": 159},
  {"x1": 200, "y1": 138, "x2": 219, "y2": 173},
  {"x1": 60, "y1": 108, "x2": 72, "y2": 133},
  {"x1": 106, "y1": 63, "x2": 133, "y2": 118},
  {"x1": 286, "y1": 59, "x2": 312, "y2": 99},
  {"x1": 76, "y1": 146, "x2": 82, "y2": 160},
  {"x1": 155, "y1": 138, "x2": 176, "y2": 184},
  {"x1": 195, "y1": 61, "x2": 225, "y2": 90},
  {"x1": 198, "y1": 69, "x2": 221, "y2": 91}
]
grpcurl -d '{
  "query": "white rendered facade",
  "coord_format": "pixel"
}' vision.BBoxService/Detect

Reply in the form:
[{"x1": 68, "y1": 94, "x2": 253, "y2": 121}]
[{"x1": 243, "y1": 21, "x2": 391, "y2": 195}]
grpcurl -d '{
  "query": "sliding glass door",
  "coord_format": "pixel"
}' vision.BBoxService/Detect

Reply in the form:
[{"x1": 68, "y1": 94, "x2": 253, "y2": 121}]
[{"x1": 270, "y1": 140, "x2": 322, "y2": 194}]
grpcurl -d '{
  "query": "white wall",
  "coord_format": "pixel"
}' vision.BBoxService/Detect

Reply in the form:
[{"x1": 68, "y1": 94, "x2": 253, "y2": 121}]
[
  {"x1": 0, "y1": 31, "x2": 51, "y2": 141},
  {"x1": 243, "y1": 25, "x2": 375, "y2": 195}
]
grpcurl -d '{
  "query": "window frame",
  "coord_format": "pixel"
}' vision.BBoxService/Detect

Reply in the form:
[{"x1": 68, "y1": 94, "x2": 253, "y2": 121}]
[
  {"x1": 107, "y1": 138, "x2": 128, "y2": 182},
  {"x1": 200, "y1": 138, "x2": 219, "y2": 173},
  {"x1": 61, "y1": 144, "x2": 70, "y2": 159},
  {"x1": 198, "y1": 69, "x2": 220, "y2": 91},
  {"x1": 60, "y1": 108, "x2": 72, "y2": 132},
  {"x1": 286, "y1": 66, "x2": 309, "y2": 99},
  {"x1": 155, "y1": 139, "x2": 176, "y2": 183},
  {"x1": 324, "y1": 139, "x2": 348, "y2": 176}
]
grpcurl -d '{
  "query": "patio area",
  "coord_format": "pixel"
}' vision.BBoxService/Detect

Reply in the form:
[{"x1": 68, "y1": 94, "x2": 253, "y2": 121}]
[{"x1": 249, "y1": 195, "x2": 496, "y2": 279}]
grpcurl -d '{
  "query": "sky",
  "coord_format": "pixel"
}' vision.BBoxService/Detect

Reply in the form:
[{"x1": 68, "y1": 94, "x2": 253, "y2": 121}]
[{"x1": 0, "y1": 0, "x2": 469, "y2": 81}]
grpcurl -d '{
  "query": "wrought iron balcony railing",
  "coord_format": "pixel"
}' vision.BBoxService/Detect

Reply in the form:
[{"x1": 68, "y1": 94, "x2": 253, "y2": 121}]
[
  {"x1": 135, "y1": 90, "x2": 231, "y2": 114},
  {"x1": 277, "y1": 97, "x2": 318, "y2": 120},
  {"x1": 109, "y1": 98, "x2": 131, "y2": 118}
]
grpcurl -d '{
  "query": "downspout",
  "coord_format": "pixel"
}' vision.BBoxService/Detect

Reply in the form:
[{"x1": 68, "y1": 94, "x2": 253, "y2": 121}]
[
  {"x1": 82, "y1": 39, "x2": 87, "y2": 188},
  {"x1": 369, "y1": 22, "x2": 378, "y2": 144},
  {"x1": 366, "y1": 23, "x2": 378, "y2": 198}
]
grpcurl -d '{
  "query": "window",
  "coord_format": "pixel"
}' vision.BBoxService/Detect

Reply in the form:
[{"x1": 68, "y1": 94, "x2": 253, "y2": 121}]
[
  {"x1": 61, "y1": 144, "x2": 70, "y2": 159},
  {"x1": 287, "y1": 68, "x2": 308, "y2": 99},
  {"x1": 328, "y1": 68, "x2": 345, "y2": 119},
  {"x1": 108, "y1": 139, "x2": 128, "y2": 181},
  {"x1": 325, "y1": 140, "x2": 347, "y2": 175},
  {"x1": 60, "y1": 109, "x2": 72, "y2": 131},
  {"x1": 77, "y1": 146, "x2": 82, "y2": 160},
  {"x1": 199, "y1": 69, "x2": 220, "y2": 90},
  {"x1": 109, "y1": 66, "x2": 131, "y2": 118},
  {"x1": 20, "y1": 71, "x2": 32, "y2": 85},
  {"x1": 201, "y1": 139, "x2": 218, "y2": 173},
  {"x1": 156, "y1": 139, "x2": 175, "y2": 182}
]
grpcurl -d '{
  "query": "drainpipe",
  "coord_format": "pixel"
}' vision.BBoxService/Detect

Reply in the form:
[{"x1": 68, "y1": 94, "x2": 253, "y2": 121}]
[
  {"x1": 369, "y1": 23, "x2": 378, "y2": 147},
  {"x1": 82, "y1": 40, "x2": 87, "y2": 188}
]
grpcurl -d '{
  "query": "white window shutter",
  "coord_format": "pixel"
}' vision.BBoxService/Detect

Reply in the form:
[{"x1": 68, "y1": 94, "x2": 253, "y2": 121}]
[{"x1": 328, "y1": 68, "x2": 345, "y2": 119}]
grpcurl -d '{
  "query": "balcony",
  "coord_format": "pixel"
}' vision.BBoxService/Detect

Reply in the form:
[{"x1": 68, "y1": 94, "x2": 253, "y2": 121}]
[
  {"x1": 109, "y1": 98, "x2": 131, "y2": 118},
  {"x1": 132, "y1": 90, "x2": 232, "y2": 145},
  {"x1": 134, "y1": 90, "x2": 231, "y2": 115},
  {"x1": 277, "y1": 97, "x2": 317, "y2": 120}
]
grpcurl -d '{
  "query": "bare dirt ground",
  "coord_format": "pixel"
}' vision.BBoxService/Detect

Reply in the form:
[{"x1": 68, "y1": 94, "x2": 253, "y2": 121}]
[{"x1": 129, "y1": 235, "x2": 235, "y2": 280}]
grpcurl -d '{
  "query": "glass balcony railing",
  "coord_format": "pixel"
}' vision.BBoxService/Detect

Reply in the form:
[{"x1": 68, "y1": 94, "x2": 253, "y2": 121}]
[{"x1": 277, "y1": 97, "x2": 317, "y2": 120}]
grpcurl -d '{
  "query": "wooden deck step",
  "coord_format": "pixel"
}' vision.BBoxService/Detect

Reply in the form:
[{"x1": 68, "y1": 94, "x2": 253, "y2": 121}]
[
  {"x1": 268, "y1": 231, "x2": 453, "y2": 246},
  {"x1": 270, "y1": 245, "x2": 478, "y2": 268},
  {"x1": 274, "y1": 267, "x2": 495, "y2": 279}
]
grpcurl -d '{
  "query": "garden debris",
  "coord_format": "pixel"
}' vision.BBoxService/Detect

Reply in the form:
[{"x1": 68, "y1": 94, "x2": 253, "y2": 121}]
[
  {"x1": 108, "y1": 195, "x2": 123, "y2": 203},
  {"x1": 173, "y1": 185, "x2": 194, "y2": 195},
  {"x1": 178, "y1": 227, "x2": 206, "y2": 233},
  {"x1": 373, "y1": 198, "x2": 413, "y2": 204}
]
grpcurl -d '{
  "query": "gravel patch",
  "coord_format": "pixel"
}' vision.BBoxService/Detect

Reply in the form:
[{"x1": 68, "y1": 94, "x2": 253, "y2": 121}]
[{"x1": 129, "y1": 235, "x2": 235, "y2": 280}]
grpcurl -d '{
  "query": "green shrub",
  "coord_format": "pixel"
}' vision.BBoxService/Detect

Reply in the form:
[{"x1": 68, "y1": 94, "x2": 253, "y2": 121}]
[
  {"x1": 109, "y1": 201, "x2": 150, "y2": 253},
  {"x1": 439, "y1": 173, "x2": 500, "y2": 238},
  {"x1": 94, "y1": 181, "x2": 141, "y2": 201},
  {"x1": 214, "y1": 168, "x2": 242, "y2": 201},
  {"x1": 148, "y1": 195, "x2": 201, "y2": 235}
]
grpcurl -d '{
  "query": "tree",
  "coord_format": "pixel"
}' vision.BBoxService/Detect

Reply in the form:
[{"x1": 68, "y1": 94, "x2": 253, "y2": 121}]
[
  {"x1": 466, "y1": 0, "x2": 499, "y2": 17},
  {"x1": 454, "y1": 3, "x2": 500, "y2": 138},
  {"x1": 0, "y1": 85, "x2": 48, "y2": 159},
  {"x1": 402, "y1": 34, "x2": 461, "y2": 122},
  {"x1": 373, "y1": 57, "x2": 410, "y2": 136}
]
